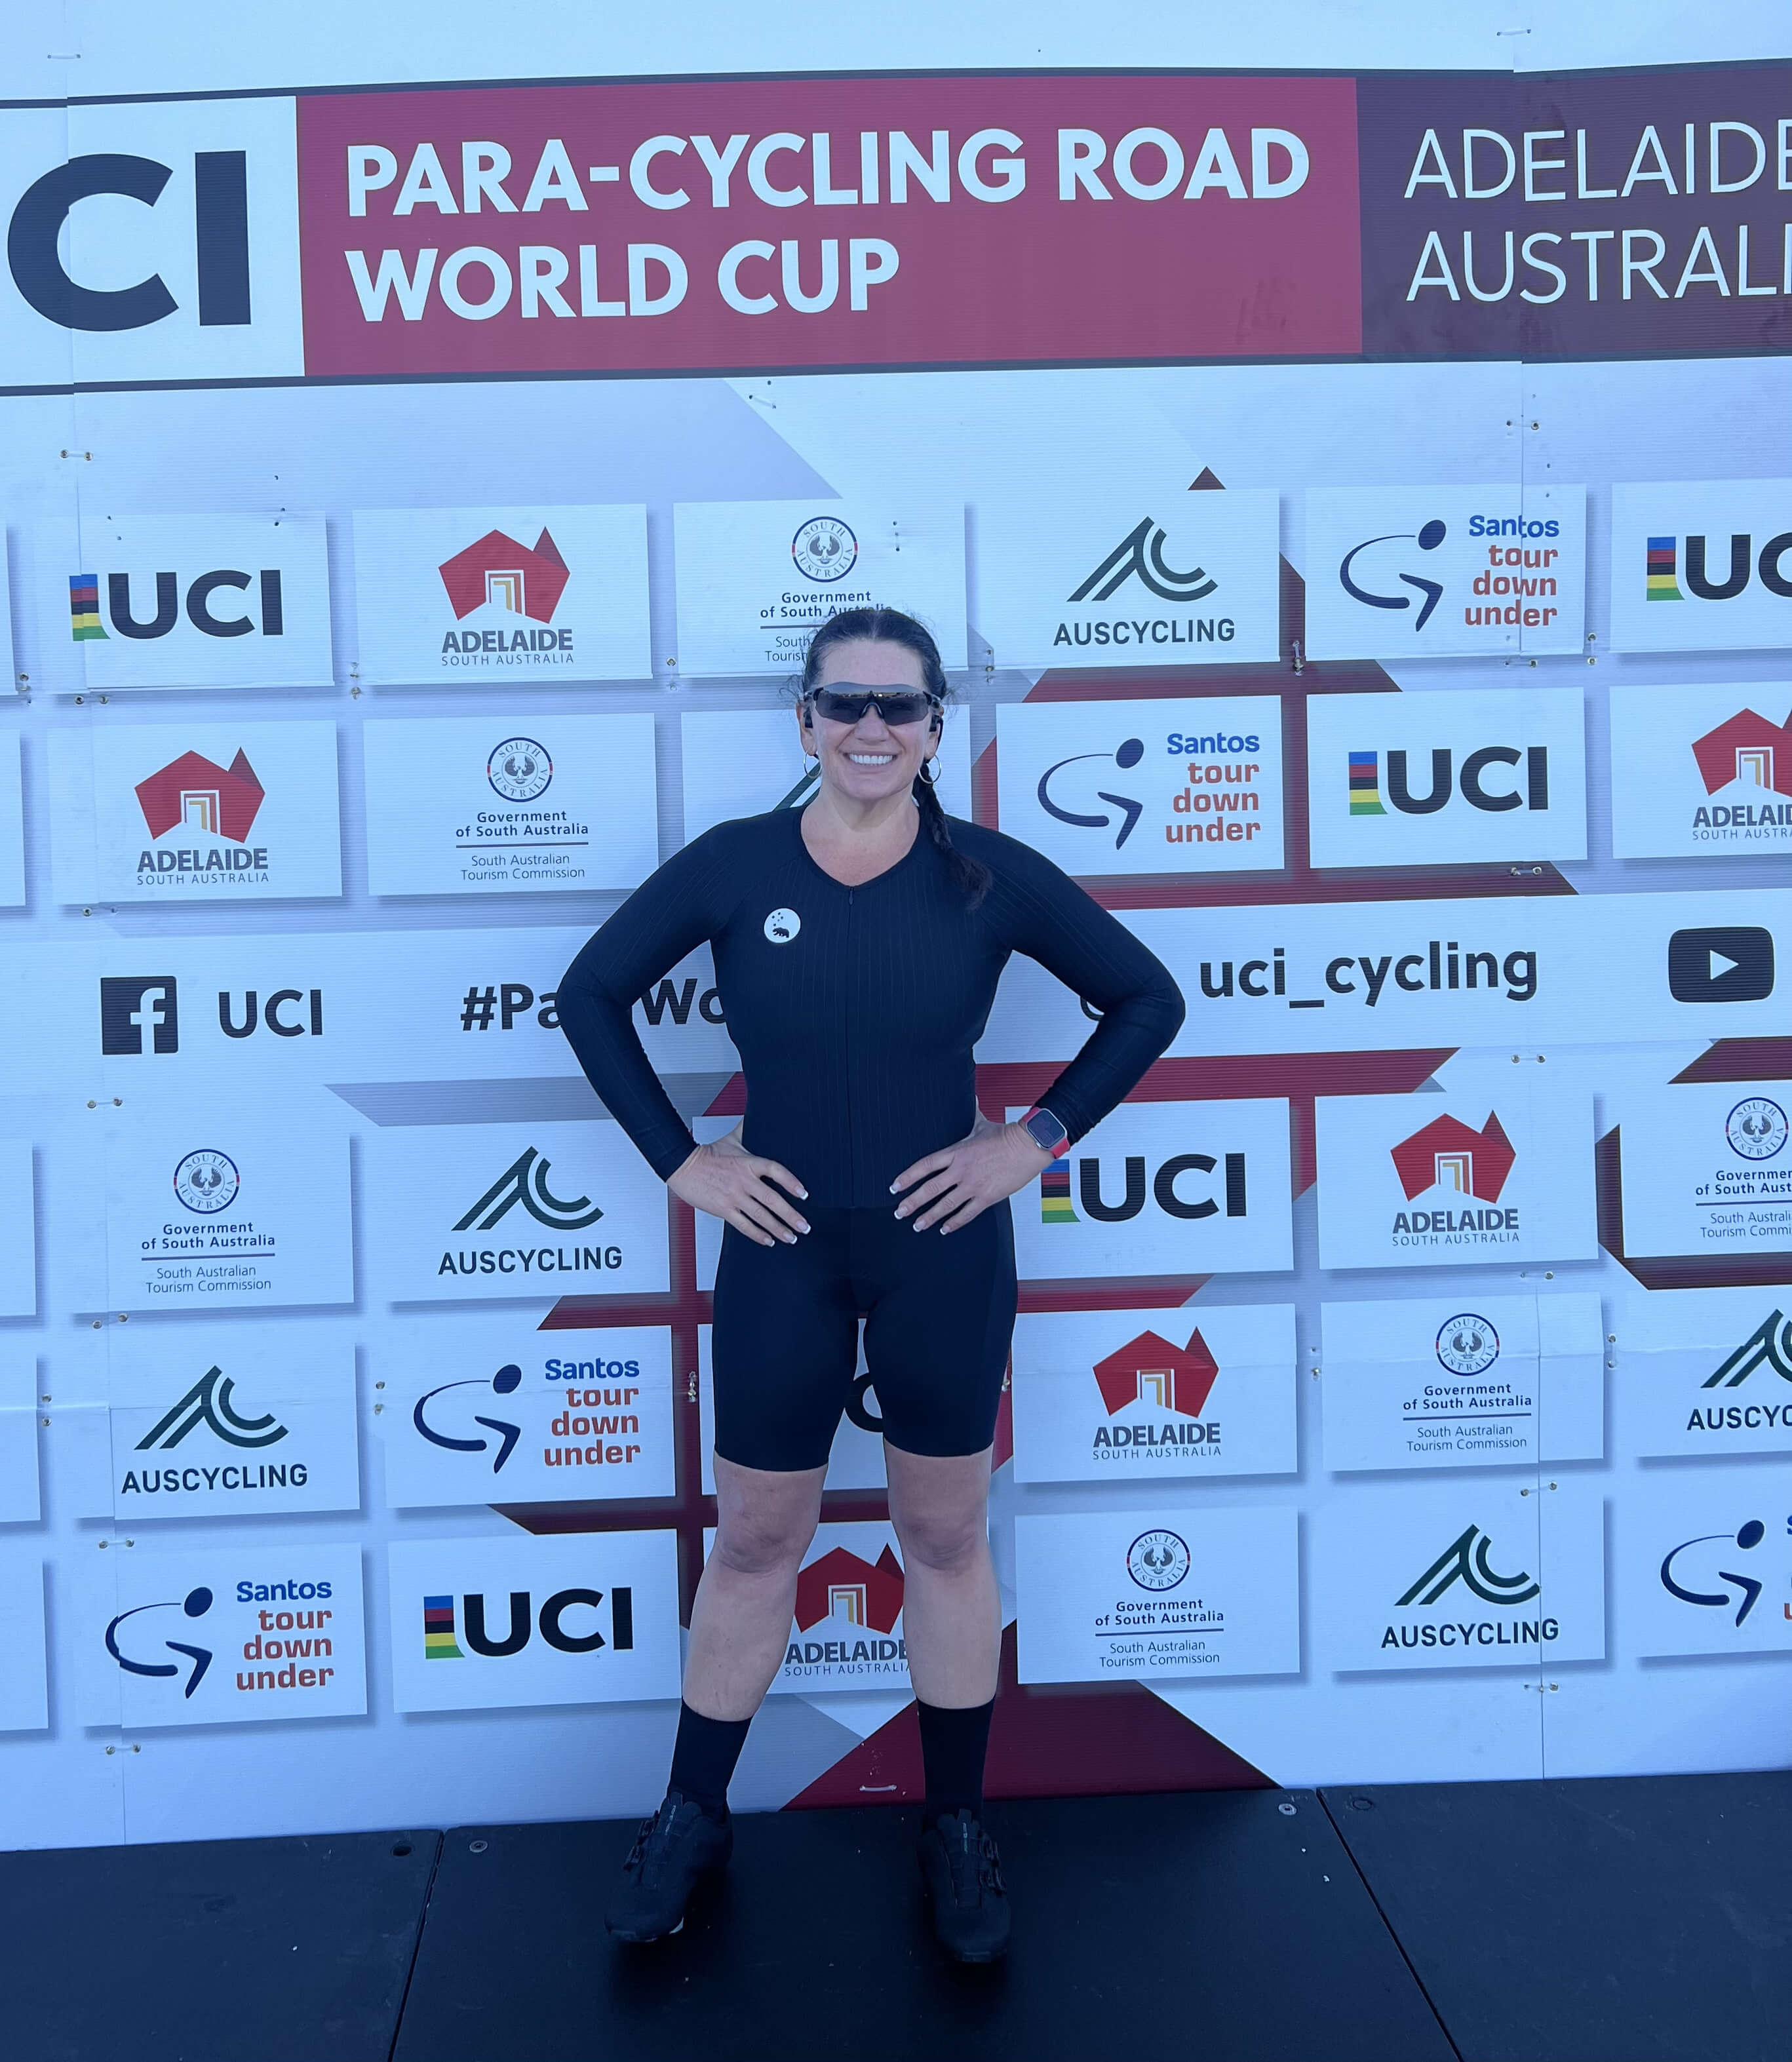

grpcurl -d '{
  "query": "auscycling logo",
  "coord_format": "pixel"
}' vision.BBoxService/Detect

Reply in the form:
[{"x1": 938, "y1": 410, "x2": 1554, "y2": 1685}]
[
  {"x1": 1687, "y1": 1309, "x2": 1792, "y2": 1439},
  {"x1": 118, "y1": 1365, "x2": 311, "y2": 1502},
  {"x1": 1057, "y1": 518, "x2": 1234, "y2": 652},
  {"x1": 1383, "y1": 1523, "x2": 1555, "y2": 1653},
  {"x1": 438, "y1": 1146, "x2": 625, "y2": 1281}
]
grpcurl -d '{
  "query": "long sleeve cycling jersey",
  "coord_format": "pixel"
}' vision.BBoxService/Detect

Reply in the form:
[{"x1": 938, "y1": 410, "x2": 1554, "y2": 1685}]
[{"x1": 556, "y1": 808, "x2": 1186, "y2": 1209}]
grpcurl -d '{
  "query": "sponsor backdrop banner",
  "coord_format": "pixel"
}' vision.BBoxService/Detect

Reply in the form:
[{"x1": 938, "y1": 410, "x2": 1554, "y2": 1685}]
[{"x1": 1, "y1": 14, "x2": 1789, "y2": 1852}]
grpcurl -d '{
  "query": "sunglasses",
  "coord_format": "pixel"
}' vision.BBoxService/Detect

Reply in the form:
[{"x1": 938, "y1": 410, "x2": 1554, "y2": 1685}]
[{"x1": 807, "y1": 686, "x2": 941, "y2": 727}]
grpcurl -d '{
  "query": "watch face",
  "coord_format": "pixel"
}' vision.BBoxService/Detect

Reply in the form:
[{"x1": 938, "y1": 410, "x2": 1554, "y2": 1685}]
[{"x1": 1024, "y1": 1110, "x2": 1068, "y2": 1154}]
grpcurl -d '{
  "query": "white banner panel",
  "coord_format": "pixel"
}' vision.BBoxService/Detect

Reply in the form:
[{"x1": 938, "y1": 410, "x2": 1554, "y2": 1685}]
[
  {"x1": 366, "y1": 1119, "x2": 669, "y2": 1302},
  {"x1": 979, "y1": 890, "x2": 1792, "y2": 1062},
  {"x1": 696, "y1": 1325, "x2": 884, "y2": 1494},
  {"x1": 1304, "y1": 686, "x2": 1587, "y2": 868},
  {"x1": 352, "y1": 504, "x2": 651, "y2": 684},
  {"x1": 0, "y1": 1551, "x2": 47, "y2": 1732},
  {"x1": 1315, "y1": 1085, "x2": 1597, "y2": 1272},
  {"x1": 75, "y1": 1540, "x2": 366, "y2": 1728},
  {"x1": 1616, "y1": 1081, "x2": 1792, "y2": 1258},
  {"x1": 379, "y1": 1315, "x2": 675, "y2": 1505},
  {"x1": 994, "y1": 697, "x2": 1284, "y2": 876},
  {"x1": 1610, "y1": 480, "x2": 1792, "y2": 654},
  {"x1": 0, "y1": 1350, "x2": 40, "y2": 1523},
  {"x1": 1610, "y1": 683, "x2": 1792, "y2": 860},
  {"x1": 1619, "y1": 1471, "x2": 1792, "y2": 1659},
  {"x1": 716, "y1": 1521, "x2": 912, "y2": 1696},
  {"x1": 362, "y1": 712, "x2": 657, "y2": 897},
  {"x1": 1015, "y1": 1506, "x2": 1299, "y2": 1685},
  {"x1": 100, "y1": 1104, "x2": 353, "y2": 1312},
  {"x1": 1316, "y1": 1481, "x2": 1604, "y2": 1673},
  {"x1": 672, "y1": 501, "x2": 967, "y2": 675},
  {"x1": 1009, "y1": 1099, "x2": 1293, "y2": 1281},
  {"x1": 1010, "y1": 1302, "x2": 1296, "y2": 1484},
  {"x1": 680, "y1": 705, "x2": 971, "y2": 842},
  {"x1": 100, "y1": 1326, "x2": 359, "y2": 1521},
  {"x1": 0, "y1": 735, "x2": 23, "y2": 908},
  {"x1": 50, "y1": 718, "x2": 343, "y2": 905},
  {"x1": 1620, "y1": 1288, "x2": 1792, "y2": 1460},
  {"x1": 0, "y1": 1142, "x2": 36, "y2": 1318},
  {"x1": 67, "y1": 513, "x2": 332, "y2": 691},
  {"x1": 1320, "y1": 1292, "x2": 1604, "y2": 1473},
  {"x1": 387, "y1": 1530, "x2": 680, "y2": 1712},
  {"x1": 1302, "y1": 484, "x2": 1587, "y2": 657},
  {"x1": 973, "y1": 487, "x2": 1281, "y2": 669}
]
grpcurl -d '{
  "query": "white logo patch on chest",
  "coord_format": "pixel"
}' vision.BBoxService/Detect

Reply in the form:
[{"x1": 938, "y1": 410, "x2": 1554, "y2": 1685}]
[{"x1": 763, "y1": 906, "x2": 802, "y2": 944}]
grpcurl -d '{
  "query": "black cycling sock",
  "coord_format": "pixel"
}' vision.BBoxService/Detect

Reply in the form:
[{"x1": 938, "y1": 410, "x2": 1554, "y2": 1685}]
[
  {"x1": 918, "y1": 1696, "x2": 996, "y2": 1827},
  {"x1": 668, "y1": 1702, "x2": 752, "y2": 1820}
]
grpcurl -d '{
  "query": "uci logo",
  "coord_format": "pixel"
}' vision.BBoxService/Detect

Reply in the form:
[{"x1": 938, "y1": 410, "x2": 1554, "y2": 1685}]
[
  {"x1": 70, "y1": 567, "x2": 284, "y2": 642},
  {"x1": 1646, "y1": 532, "x2": 1792, "y2": 604},
  {"x1": 1042, "y1": 1150, "x2": 1248, "y2": 1224},
  {"x1": 423, "y1": 1586, "x2": 633, "y2": 1659}
]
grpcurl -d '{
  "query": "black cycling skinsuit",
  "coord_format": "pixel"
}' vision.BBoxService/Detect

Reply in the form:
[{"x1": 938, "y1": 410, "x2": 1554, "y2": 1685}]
[{"x1": 558, "y1": 807, "x2": 1185, "y2": 1469}]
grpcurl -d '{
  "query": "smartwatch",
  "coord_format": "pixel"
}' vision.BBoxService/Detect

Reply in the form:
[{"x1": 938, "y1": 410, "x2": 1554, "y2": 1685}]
[{"x1": 1019, "y1": 1106, "x2": 1070, "y2": 1157}]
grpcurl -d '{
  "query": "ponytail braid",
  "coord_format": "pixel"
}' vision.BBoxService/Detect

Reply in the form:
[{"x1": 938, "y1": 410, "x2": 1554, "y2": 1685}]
[{"x1": 802, "y1": 605, "x2": 992, "y2": 908}]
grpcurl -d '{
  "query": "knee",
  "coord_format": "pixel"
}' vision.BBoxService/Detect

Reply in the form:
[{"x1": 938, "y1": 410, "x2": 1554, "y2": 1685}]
[
  {"x1": 891, "y1": 1504, "x2": 988, "y2": 1576},
  {"x1": 712, "y1": 1505, "x2": 815, "y2": 1579}
]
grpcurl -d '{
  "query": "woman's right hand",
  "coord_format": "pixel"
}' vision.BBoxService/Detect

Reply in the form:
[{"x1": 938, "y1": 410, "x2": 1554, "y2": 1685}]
[{"x1": 666, "y1": 1128, "x2": 811, "y2": 1247}]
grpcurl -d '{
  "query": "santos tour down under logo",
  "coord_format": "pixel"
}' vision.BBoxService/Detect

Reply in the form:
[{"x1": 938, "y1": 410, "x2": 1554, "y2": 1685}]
[
  {"x1": 1390, "y1": 1113, "x2": 1516, "y2": 1204},
  {"x1": 414, "y1": 1364, "x2": 523, "y2": 1473},
  {"x1": 454, "y1": 1148, "x2": 603, "y2": 1233},
  {"x1": 438, "y1": 529, "x2": 570, "y2": 623},
  {"x1": 136, "y1": 1365, "x2": 287, "y2": 1451}
]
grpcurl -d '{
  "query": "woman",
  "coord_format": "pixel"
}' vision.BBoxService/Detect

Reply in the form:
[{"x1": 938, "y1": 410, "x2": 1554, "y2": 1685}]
[{"x1": 557, "y1": 606, "x2": 1184, "y2": 1962}]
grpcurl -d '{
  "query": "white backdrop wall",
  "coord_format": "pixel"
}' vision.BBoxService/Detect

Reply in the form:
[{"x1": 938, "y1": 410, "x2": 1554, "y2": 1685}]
[{"x1": 0, "y1": 4, "x2": 1788, "y2": 1846}]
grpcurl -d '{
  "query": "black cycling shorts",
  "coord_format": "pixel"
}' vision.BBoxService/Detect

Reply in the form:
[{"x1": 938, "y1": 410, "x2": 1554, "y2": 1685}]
[{"x1": 711, "y1": 1199, "x2": 1017, "y2": 1472}]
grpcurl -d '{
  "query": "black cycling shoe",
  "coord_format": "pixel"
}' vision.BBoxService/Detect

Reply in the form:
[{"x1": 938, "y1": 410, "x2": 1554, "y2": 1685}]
[
  {"x1": 917, "y1": 1808, "x2": 1011, "y2": 1964},
  {"x1": 605, "y1": 1791, "x2": 733, "y2": 1943}
]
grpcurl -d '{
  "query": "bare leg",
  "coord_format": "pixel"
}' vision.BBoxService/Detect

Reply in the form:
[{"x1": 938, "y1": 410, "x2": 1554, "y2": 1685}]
[
  {"x1": 884, "y1": 1443, "x2": 999, "y2": 1707},
  {"x1": 682, "y1": 1455, "x2": 826, "y2": 1721}
]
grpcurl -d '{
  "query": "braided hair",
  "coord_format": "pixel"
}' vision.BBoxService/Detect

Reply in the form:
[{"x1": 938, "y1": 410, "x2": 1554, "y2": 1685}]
[{"x1": 800, "y1": 606, "x2": 992, "y2": 908}]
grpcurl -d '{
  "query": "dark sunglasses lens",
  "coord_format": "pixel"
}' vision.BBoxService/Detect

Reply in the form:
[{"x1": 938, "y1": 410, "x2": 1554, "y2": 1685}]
[{"x1": 814, "y1": 689, "x2": 933, "y2": 725}]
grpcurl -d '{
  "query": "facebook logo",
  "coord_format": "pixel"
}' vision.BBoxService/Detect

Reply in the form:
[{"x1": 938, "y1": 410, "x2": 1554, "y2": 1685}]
[{"x1": 100, "y1": 977, "x2": 180, "y2": 1055}]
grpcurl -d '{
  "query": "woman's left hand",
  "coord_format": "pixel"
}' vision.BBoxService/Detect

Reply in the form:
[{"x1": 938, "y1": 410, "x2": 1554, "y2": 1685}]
[{"x1": 891, "y1": 1115, "x2": 1057, "y2": 1234}]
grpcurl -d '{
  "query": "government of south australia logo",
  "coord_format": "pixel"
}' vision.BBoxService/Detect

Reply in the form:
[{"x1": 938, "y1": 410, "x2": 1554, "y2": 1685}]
[
  {"x1": 1070, "y1": 520, "x2": 1217, "y2": 602},
  {"x1": 415, "y1": 1362, "x2": 522, "y2": 1473},
  {"x1": 1339, "y1": 519, "x2": 1447, "y2": 631},
  {"x1": 1703, "y1": 1310, "x2": 1792, "y2": 1389},
  {"x1": 1127, "y1": 1528, "x2": 1192, "y2": 1591},
  {"x1": 1397, "y1": 1525, "x2": 1540, "y2": 1606},
  {"x1": 173, "y1": 1150, "x2": 240, "y2": 1215},
  {"x1": 454, "y1": 1148, "x2": 602, "y2": 1232},
  {"x1": 790, "y1": 517, "x2": 857, "y2": 583},
  {"x1": 486, "y1": 737, "x2": 553, "y2": 802},
  {"x1": 137, "y1": 1365, "x2": 286, "y2": 1450},
  {"x1": 106, "y1": 1587, "x2": 214, "y2": 1698},
  {"x1": 1661, "y1": 1519, "x2": 1768, "y2": 1625},
  {"x1": 1726, "y1": 1097, "x2": 1788, "y2": 1161},
  {"x1": 1436, "y1": 1315, "x2": 1500, "y2": 1376}
]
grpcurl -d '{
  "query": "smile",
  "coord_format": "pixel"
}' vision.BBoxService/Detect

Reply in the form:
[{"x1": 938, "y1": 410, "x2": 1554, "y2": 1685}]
[{"x1": 846, "y1": 752, "x2": 897, "y2": 766}]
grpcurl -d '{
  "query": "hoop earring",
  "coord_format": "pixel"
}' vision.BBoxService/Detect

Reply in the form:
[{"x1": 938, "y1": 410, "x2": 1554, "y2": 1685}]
[{"x1": 918, "y1": 756, "x2": 941, "y2": 787}]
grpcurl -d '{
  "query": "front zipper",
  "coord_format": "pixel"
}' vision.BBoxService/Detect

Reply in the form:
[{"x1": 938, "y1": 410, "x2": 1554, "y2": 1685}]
[{"x1": 844, "y1": 885, "x2": 855, "y2": 1199}]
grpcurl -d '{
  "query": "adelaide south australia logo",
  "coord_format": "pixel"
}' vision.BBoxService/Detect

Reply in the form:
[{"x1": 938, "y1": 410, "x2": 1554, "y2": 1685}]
[
  {"x1": 1091, "y1": 1327, "x2": 1222, "y2": 1460},
  {"x1": 1688, "y1": 710, "x2": 1792, "y2": 842},
  {"x1": 438, "y1": 1146, "x2": 625, "y2": 1282},
  {"x1": 1388, "y1": 1112, "x2": 1519, "y2": 1249},
  {"x1": 437, "y1": 528, "x2": 572, "y2": 665},
  {"x1": 134, "y1": 749, "x2": 269, "y2": 884}
]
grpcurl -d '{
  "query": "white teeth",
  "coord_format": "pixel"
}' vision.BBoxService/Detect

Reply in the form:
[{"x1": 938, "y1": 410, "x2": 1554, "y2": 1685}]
[{"x1": 846, "y1": 752, "x2": 895, "y2": 764}]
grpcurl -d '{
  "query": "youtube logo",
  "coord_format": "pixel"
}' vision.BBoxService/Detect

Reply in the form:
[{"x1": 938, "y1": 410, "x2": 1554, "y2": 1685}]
[{"x1": 1667, "y1": 926, "x2": 1776, "y2": 1003}]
